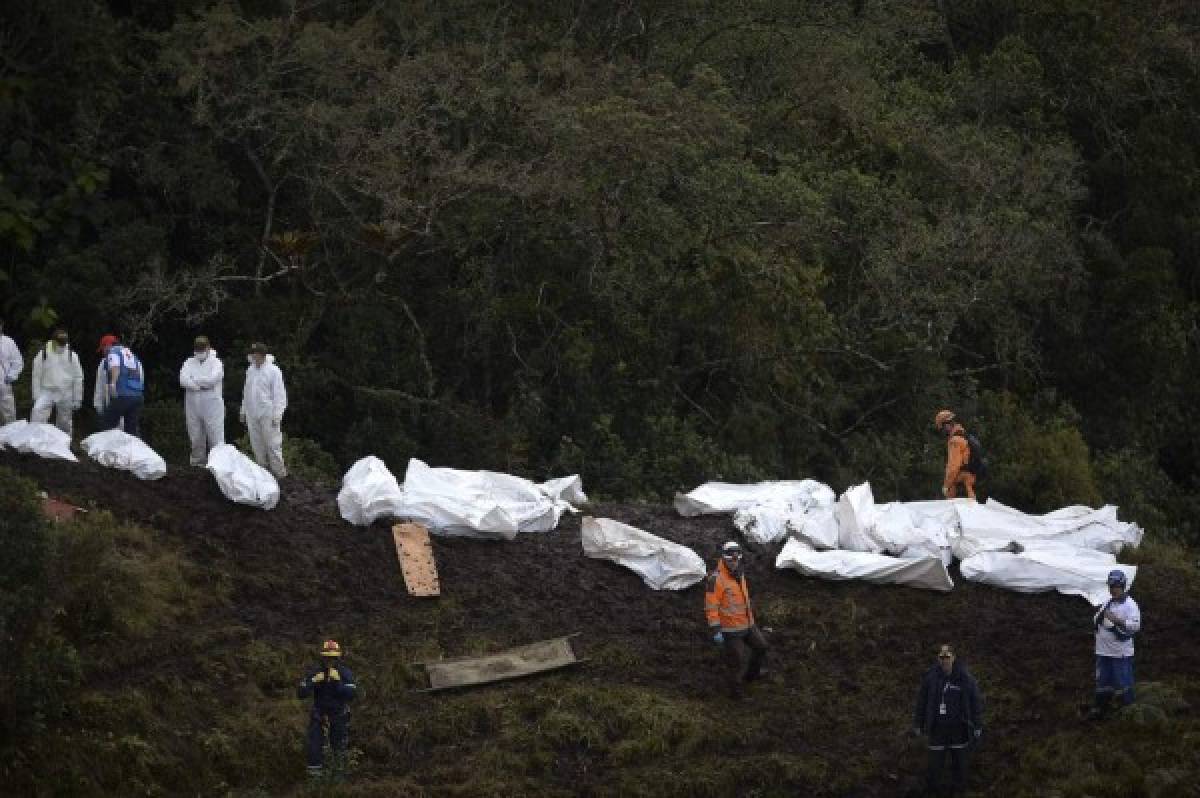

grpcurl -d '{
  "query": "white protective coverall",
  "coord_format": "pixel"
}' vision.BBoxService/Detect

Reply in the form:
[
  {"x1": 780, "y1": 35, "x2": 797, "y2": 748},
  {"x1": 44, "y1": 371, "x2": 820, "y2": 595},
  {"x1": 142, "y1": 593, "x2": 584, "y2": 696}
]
[
  {"x1": 31, "y1": 342, "x2": 84, "y2": 435},
  {"x1": 240, "y1": 354, "x2": 287, "y2": 477},
  {"x1": 180, "y1": 350, "x2": 226, "y2": 465},
  {"x1": 0, "y1": 333, "x2": 23, "y2": 424}
]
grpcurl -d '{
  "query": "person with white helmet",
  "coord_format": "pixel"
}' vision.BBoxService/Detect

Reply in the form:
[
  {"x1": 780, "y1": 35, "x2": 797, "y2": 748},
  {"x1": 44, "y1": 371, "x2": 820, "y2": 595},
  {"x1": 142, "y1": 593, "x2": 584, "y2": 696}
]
[
  {"x1": 239, "y1": 342, "x2": 288, "y2": 477},
  {"x1": 179, "y1": 335, "x2": 225, "y2": 466},
  {"x1": 297, "y1": 640, "x2": 357, "y2": 779},
  {"x1": 0, "y1": 318, "x2": 24, "y2": 424},
  {"x1": 1090, "y1": 569, "x2": 1140, "y2": 718},
  {"x1": 30, "y1": 327, "x2": 84, "y2": 436},
  {"x1": 703, "y1": 540, "x2": 768, "y2": 698}
]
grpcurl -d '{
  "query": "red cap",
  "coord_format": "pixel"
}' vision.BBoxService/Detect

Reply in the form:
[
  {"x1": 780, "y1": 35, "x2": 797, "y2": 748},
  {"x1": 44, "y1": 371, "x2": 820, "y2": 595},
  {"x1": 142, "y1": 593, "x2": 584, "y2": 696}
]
[{"x1": 97, "y1": 334, "x2": 119, "y2": 354}]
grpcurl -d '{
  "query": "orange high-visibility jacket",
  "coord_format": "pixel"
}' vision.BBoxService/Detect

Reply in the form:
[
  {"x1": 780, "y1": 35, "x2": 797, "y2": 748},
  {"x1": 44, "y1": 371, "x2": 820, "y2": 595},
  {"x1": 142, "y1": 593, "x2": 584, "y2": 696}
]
[
  {"x1": 943, "y1": 423, "x2": 971, "y2": 494},
  {"x1": 704, "y1": 559, "x2": 755, "y2": 633}
]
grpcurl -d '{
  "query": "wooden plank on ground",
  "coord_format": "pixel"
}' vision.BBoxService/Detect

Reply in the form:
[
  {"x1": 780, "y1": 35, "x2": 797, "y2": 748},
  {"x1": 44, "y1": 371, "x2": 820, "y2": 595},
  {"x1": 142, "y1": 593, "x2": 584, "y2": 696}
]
[
  {"x1": 420, "y1": 634, "x2": 582, "y2": 691},
  {"x1": 41, "y1": 496, "x2": 84, "y2": 523},
  {"x1": 392, "y1": 522, "x2": 440, "y2": 597}
]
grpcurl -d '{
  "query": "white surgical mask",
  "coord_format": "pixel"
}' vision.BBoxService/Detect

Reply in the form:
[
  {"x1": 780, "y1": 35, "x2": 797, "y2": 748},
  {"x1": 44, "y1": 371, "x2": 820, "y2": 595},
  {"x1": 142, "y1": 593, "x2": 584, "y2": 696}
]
[{"x1": 196, "y1": 351, "x2": 209, "y2": 362}]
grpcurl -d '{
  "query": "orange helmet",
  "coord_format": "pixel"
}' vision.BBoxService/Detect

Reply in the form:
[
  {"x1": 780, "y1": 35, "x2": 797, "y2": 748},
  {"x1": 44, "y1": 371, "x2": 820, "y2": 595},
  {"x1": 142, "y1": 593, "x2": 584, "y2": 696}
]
[
  {"x1": 934, "y1": 410, "x2": 955, "y2": 428},
  {"x1": 320, "y1": 639, "x2": 342, "y2": 658}
]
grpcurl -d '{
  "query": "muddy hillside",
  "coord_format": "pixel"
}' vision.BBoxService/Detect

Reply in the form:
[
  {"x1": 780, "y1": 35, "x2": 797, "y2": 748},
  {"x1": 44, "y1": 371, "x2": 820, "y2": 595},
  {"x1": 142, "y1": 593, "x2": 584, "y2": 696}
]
[{"x1": 5, "y1": 451, "x2": 1199, "y2": 797}]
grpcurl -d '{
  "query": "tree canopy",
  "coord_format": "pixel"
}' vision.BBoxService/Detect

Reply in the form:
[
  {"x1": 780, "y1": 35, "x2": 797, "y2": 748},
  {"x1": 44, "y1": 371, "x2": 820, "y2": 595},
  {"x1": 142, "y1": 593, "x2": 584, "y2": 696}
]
[{"x1": 3, "y1": 0, "x2": 1199, "y2": 536}]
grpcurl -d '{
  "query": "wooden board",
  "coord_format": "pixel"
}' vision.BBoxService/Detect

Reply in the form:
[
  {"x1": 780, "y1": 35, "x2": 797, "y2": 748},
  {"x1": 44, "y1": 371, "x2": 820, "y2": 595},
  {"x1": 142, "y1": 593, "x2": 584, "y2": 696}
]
[
  {"x1": 420, "y1": 635, "x2": 582, "y2": 691},
  {"x1": 41, "y1": 497, "x2": 83, "y2": 523},
  {"x1": 392, "y1": 523, "x2": 440, "y2": 597}
]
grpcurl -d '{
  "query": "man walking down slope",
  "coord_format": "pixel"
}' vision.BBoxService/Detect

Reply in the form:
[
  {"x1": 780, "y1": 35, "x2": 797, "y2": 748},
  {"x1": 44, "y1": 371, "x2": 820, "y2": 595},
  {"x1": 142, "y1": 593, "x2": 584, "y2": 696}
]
[
  {"x1": 240, "y1": 342, "x2": 288, "y2": 478},
  {"x1": 179, "y1": 335, "x2": 225, "y2": 465},
  {"x1": 704, "y1": 541, "x2": 768, "y2": 698}
]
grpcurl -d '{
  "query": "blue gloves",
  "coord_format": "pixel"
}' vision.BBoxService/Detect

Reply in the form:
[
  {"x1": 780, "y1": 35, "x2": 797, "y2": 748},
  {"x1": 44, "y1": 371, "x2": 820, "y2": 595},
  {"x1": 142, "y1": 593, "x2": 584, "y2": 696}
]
[{"x1": 712, "y1": 631, "x2": 724, "y2": 645}]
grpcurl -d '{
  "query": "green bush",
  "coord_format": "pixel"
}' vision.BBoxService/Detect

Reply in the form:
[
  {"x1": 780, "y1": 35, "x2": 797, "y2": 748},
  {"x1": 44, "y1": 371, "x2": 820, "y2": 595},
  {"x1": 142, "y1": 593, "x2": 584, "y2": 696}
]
[
  {"x1": 976, "y1": 391, "x2": 1102, "y2": 511},
  {"x1": 139, "y1": 398, "x2": 195, "y2": 465},
  {"x1": 0, "y1": 467, "x2": 81, "y2": 750},
  {"x1": 284, "y1": 435, "x2": 340, "y2": 485},
  {"x1": 1094, "y1": 448, "x2": 1200, "y2": 543}
]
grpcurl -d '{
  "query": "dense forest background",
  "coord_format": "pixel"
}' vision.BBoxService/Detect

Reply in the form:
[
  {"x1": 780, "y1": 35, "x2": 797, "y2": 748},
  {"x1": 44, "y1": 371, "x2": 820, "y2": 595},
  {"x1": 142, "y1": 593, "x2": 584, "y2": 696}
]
[{"x1": 3, "y1": 0, "x2": 1199, "y2": 537}]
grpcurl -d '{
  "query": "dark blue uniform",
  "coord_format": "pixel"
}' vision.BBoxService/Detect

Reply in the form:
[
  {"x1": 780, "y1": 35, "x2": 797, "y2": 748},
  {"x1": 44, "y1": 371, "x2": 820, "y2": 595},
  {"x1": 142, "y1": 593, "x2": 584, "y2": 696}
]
[
  {"x1": 297, "y1": 662, "x2": 357, "y2": 772},
  {"x1": 914, "y1": 660, "x2": 983, "y2": 795}
]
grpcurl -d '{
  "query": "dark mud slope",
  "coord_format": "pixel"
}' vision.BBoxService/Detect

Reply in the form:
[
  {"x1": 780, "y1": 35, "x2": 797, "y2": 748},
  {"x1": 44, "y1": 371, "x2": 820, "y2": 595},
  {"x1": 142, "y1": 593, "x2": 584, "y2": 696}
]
[{"x1": 5, "y1": 450, "x2": 1199, "y2": 797}]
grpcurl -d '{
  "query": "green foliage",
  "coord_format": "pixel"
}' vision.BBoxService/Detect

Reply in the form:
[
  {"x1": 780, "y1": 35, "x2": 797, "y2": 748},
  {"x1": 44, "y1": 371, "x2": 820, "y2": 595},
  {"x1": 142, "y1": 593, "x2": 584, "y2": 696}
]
[
  {"x1": 139, "y1": 399, "x2": 193, "y2": 466},
  {"x1": 284, "y1": 436, "x2": 340, "y2": 486},
  {"x1": 1, "y1": 0, "x2": 1200, "y2": 539},
  {"x1": 0, "y1": 474, "x2": 196, "y2": 778},
  {"x1": 976, "y1": 391, "x2": 1101, "y2": 511},
  {"x1": 0, "y1": 468, "x2": 80, "y2": 748}
]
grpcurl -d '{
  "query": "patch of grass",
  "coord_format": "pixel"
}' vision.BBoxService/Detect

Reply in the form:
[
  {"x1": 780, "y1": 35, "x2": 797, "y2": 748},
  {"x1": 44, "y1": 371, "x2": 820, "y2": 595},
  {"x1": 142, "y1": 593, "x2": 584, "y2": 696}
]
[{"x1": 990, "y1": 681, "x2": 1200, "y2": 797}]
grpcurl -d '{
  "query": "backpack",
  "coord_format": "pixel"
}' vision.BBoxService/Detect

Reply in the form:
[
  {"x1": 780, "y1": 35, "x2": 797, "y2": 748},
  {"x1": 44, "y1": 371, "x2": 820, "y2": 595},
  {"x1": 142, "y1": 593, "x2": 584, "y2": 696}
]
[
  {"x1": 962, "y1": 433, "x2": 988, "y2": 479},
  {"x1": 111, "y1": 346, "x2": 144, "y2": 396}
]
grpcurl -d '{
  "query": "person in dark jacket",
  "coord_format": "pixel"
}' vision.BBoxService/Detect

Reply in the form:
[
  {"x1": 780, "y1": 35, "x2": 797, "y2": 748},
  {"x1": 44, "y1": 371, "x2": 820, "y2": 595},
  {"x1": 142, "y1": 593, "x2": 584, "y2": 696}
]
[
  {"x1": 912, "y1": 644, "x2": 984, "y2": 796},
  {"x1": 297, "y1": 639, "x2": 358, "y2": 778}
]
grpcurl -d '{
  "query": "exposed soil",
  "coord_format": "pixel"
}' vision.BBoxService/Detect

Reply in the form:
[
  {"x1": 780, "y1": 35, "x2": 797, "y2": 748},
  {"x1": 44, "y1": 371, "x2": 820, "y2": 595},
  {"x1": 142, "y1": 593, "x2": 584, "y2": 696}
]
[{"x1": 5, "y1": 449, "x2": 1199, "y2": 796}]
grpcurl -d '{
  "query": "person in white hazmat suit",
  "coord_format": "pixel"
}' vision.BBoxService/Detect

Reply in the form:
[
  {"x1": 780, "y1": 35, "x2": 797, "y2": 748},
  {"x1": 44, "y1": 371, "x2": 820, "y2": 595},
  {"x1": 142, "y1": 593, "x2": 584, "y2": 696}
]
[
  {"x1": 179, "y1": 335, "x2": 225, "y2": 466},
  {"x1": 240, "y1": 341, "x2": 288, "y2": 478},
  {"x1": 31, "y1": 327, "x2": 84, "y2": 436},
  {"x1": 0, "y1": 318, "x2": 24, "y2": 424}
]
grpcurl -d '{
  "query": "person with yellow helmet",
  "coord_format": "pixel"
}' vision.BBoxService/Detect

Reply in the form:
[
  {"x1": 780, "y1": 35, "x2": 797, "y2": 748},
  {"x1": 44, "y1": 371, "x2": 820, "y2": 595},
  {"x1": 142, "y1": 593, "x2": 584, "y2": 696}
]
[
  {"x1": 934, "y1": 410, "x2": 986, "y2": 500},
  {"x1": 297, "y1": 639, "x2": 357, "y2": 778}
]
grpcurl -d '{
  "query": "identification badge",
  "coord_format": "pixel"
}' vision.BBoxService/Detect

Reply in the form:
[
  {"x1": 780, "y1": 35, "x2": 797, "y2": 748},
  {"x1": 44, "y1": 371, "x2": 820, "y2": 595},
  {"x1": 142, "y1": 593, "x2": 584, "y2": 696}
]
[{"x1": 939, "y1": 702, "x2": 947, "y2": 715}]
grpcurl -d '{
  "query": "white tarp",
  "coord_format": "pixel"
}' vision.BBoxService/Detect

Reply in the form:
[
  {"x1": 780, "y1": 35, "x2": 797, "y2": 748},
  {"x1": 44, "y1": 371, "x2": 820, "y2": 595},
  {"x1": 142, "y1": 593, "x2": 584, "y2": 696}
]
[
  {"x1": 581, "y1": 517, "x2": 706, "y2": 590},
  {"x1": 206, "y1": 443, "x2": 279, "y2": 510},
  {"x1": 787, "y1": 506, "x2": 841, "y2": 550},
  {"x1": 873, "y1": 502, "x2": 956, "y2": 565},
  {"x1": 0, "y1": 420, "x2": 31, "y2": 449},
  {"x1": 337, "y1": 456, "x2": 404, "y2": 526},
  {"x1": 954, "y1": 499, "x2": 1143, "y2": 559},
  {"x1": 775, "y1": 537, "x2": 954, "y2": 591},
  {"x1": 960, "y1": 542, "x2": 1136, "y2": 605},
  {"x1": 836, "y1": 482, "x2": 879, "y2": 552},
  {"x1": 390, "y1": 458, "x2": 585, "y2": 540},
  {"x1": 675, "y1": 479, "x2": 835, "y2": 518},
  {"x1": 0, "y1": 421, "x2": 77, "y2": 462},
  {"x1": 81, "y1": 429, "x2": 166, "y2": 480},
  {"x1": 678, "y1": 475, "x2": 1143, "y2": 599}
]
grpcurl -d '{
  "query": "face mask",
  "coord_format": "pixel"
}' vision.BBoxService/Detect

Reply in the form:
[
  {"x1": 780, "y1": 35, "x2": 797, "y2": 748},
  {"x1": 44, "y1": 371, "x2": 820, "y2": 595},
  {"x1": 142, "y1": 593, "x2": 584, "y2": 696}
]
[{"x1": 196, "y1": 351, "x2": 209, "y2": 362}]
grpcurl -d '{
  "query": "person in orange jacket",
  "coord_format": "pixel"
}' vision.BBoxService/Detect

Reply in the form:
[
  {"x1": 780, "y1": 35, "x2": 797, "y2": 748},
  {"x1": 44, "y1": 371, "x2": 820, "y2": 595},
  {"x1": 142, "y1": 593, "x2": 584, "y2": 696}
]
[
  {"x1": 934, "y1": 409, "x2": 981, "y2": 500},
  {"x1": 704, "y1": 541, "x2": 768, "y2": 697}
]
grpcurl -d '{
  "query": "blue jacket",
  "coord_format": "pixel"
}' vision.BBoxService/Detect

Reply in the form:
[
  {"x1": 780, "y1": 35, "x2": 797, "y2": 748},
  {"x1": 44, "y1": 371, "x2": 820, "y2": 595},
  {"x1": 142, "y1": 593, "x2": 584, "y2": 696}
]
[
  {"x1": 297, "y1": 662, "x2": 357, "y2": 713},
  {"x1": 914, "y1": 660, "x2": 983, "y2": 734}
]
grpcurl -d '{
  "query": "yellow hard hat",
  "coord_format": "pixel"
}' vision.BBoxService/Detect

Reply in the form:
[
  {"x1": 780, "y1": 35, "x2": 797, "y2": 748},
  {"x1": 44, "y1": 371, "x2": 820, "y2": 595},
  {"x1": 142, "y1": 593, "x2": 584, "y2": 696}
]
[{"x1": 934, "y1": 410, "x2": 955, "y2": 428}]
